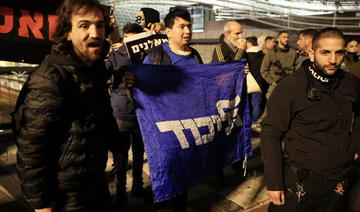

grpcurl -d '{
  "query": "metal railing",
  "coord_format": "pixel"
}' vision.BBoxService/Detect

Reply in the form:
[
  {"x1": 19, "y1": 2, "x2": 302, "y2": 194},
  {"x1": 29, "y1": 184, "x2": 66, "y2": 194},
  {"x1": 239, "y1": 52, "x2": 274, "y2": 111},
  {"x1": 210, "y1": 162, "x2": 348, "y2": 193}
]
[
  {"x1": 100, "y1": 0, "x2": 360, "y2": 36},
  {"x1": 0, "y1": 67, "x2": 33, "y2": 130}
]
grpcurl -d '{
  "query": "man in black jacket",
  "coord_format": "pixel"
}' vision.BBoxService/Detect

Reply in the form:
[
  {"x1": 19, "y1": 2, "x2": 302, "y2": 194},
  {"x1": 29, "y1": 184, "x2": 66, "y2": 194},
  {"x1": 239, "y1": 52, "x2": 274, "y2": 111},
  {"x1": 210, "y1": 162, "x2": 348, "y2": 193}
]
[
  {"x1": 261, "y1": 28, "x2": 360, "y2": 211},
  {"x1": 14, "y1": 0, "x2": 123, "y2": 211}
]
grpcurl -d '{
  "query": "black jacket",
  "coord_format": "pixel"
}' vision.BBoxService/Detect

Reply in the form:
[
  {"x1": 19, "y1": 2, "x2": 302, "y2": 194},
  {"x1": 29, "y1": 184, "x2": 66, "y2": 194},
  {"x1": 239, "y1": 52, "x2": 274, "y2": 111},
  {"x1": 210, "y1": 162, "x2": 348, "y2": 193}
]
[
  {"x1": 261, "y1": 62, "x2": 360, "y2": 190},
  {"x1": 106, "y1": 45, "x2": 136, "y2": 120},
  {"x1": 15, "y1": 53, "x2": 122, "y2": 209}
]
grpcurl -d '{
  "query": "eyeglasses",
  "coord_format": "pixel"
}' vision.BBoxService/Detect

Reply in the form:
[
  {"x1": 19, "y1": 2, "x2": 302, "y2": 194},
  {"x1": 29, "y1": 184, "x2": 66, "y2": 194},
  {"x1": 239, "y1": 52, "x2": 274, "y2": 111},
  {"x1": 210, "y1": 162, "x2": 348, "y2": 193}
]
[{"x1": 135, "y1": 16, "x2": 145, "y2": 24}]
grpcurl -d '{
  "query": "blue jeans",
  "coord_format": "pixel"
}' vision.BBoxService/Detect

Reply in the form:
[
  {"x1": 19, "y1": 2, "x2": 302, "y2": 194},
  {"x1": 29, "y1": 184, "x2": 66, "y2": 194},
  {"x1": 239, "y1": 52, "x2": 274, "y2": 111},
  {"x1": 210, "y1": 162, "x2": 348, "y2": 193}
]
[{"x1": 249, "y1": 92, "x2": 263, "y2": 124}]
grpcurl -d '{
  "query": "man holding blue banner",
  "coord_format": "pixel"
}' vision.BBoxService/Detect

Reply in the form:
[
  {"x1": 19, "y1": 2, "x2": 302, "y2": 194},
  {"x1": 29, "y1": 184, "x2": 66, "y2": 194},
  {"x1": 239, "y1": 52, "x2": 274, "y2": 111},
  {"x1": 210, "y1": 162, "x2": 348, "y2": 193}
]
[
  {"x1": 130, "y1": 60, "x2": 252, "y2": 211},
  {"x1": 142, "y1": 7, "x2": 202, "y2": 211},
  {"x1": 124, "y1": 7, "x2": 252, "y2": 212}
]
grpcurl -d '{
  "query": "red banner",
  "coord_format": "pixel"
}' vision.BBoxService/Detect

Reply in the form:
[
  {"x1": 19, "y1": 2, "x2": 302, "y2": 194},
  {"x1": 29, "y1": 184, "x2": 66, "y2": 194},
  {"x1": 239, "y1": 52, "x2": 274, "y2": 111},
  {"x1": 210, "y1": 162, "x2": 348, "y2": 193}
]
[
  {"x1": 0, "y1": 6, "x2": 57, "y2": 41},
  {"x1": 0, "y1": 1, "x2": 61, "y2": 63}
]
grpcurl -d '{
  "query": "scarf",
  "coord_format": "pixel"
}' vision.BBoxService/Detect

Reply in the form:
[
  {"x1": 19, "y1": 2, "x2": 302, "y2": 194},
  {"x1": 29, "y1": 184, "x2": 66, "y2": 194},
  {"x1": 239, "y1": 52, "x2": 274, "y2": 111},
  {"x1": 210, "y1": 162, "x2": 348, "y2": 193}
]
[{"x1": 308, "y1": 63, "x2": 341, "y2": 85}]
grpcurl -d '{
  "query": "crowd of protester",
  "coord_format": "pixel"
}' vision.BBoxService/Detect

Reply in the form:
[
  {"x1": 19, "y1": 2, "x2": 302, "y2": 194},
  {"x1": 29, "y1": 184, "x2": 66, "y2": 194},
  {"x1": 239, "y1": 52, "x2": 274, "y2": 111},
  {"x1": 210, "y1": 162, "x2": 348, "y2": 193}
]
[{"x1": 11, "y1": 0, "x2": 360, "y2": 211}]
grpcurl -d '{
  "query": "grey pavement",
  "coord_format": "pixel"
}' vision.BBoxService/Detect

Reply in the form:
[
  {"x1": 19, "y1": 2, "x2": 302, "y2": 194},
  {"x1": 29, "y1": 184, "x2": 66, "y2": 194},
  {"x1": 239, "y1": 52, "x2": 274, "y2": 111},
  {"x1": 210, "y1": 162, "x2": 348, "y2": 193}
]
[{"x1": 0, "y1": 128, "x2": 268, "y2": 212}]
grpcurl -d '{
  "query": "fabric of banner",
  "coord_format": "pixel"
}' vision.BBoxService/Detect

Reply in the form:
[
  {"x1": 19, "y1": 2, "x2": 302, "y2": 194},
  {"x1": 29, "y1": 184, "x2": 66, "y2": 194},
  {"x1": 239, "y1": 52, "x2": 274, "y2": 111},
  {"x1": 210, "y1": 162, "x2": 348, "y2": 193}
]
[{"x1": 131, "y1": 60, "x2": 252, "y2": 202}]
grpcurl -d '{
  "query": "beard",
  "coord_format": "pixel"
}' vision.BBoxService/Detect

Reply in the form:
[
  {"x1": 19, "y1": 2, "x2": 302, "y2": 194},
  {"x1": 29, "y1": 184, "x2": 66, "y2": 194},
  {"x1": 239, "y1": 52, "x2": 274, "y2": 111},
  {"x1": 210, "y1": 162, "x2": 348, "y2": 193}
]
[
  {"x1": 80, "y1": 49, "x2": 102, "y2": 62},
  {"x1": 314, "y1": 60, "x2": 339, "y2": 76}
]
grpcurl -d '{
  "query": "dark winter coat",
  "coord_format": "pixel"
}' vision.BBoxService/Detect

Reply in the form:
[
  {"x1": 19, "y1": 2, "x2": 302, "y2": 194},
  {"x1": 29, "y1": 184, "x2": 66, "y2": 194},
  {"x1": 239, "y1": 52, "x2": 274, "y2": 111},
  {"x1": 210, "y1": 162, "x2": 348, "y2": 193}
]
[
  {"x1": 106, "y1": 45, "x2": 136, "y2": 121},
  {"x1": 15, "y1": 53, "x2": 123, "y2": 210},
  {"x1": 261, "y1": 61, "x2": 360, "y2": 190},
  {"x1": 211, "y1": 38, "x2": 246, "y2": 63}
]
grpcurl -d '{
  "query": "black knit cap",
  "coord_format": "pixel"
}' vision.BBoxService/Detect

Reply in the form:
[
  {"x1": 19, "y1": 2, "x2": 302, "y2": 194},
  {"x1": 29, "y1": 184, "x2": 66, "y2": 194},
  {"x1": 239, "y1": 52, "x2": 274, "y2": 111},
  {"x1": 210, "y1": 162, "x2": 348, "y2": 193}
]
[{"x1": 141, "y1": 8, "x2": 160, "y2": 27}]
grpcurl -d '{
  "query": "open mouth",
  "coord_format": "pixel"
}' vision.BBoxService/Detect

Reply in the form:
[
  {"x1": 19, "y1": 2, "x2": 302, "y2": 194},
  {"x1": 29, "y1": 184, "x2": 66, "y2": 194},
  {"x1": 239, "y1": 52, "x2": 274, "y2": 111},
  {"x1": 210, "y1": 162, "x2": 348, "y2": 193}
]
[{"x1": 87, "y1": 42, "x2": 102, "y2": 49}]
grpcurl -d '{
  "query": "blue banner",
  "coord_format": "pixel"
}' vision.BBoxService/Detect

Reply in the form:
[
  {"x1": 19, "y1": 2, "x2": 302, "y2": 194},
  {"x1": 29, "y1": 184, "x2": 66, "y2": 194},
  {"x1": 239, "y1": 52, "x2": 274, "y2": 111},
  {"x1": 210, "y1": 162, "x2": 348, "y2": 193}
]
[{"x1": 131, "y1": 60, "x2": 252, "y2": 202}]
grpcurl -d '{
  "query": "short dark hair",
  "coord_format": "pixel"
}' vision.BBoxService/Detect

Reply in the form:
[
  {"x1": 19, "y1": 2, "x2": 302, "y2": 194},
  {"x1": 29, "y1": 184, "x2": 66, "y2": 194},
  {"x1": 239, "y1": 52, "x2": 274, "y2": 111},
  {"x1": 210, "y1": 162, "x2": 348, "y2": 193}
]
[
  {"x1": 123, "y1": 23, "x2": 144, "y2": 34},
  {"x1": 164, "y1": 7, "x2": 191, "y2": 29},
  {"x1": 277, "y1": 31, "x2": 289, "y2": 37},
  {"x1": 298, "y1": 29, "x2": 317, "y2": 39},
  {"x1": 265, "y1": 36, "x2": 274, "y2": 42},
  {"x1": 312, "y1": 27, "x2": 346, "y2": 50},
  {"x1": 246, "y1": 36, "x2": 258, "y2": 46},
  {"x1": 53, "y1": 0, "x2": 111, "y2": 54}
]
